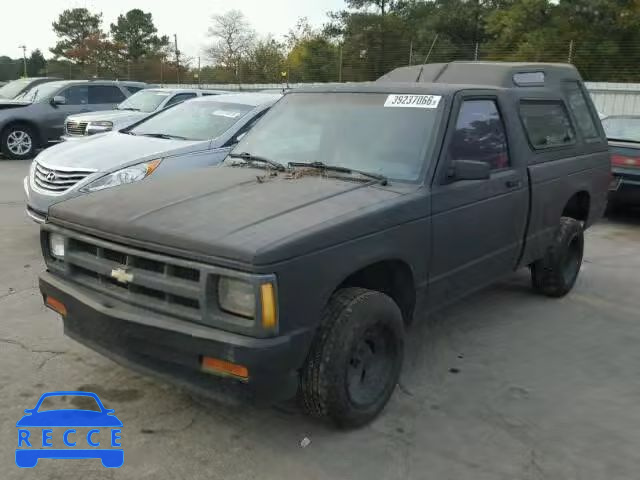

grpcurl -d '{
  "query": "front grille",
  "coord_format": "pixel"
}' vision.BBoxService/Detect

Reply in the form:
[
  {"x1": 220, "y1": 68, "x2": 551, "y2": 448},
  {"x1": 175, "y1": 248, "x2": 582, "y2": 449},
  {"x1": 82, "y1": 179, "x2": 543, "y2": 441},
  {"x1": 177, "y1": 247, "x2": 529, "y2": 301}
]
[
  {"x1": 65, "y1": 237, "x2": 202, "y2": 322},
  {"x1": 65, "y1": 120, "x2": 88, "y2": 136},
  {"x1": 33, "y1": 162, "x2": 94, "y2": 194}
]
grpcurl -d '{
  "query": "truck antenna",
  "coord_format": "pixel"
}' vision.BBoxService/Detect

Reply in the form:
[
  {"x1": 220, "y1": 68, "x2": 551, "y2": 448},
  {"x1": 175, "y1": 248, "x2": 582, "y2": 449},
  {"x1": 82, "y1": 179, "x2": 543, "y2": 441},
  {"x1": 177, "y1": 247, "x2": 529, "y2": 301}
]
[{"x1": 415, "y1": 34, "x2": 439, "y2": 82}]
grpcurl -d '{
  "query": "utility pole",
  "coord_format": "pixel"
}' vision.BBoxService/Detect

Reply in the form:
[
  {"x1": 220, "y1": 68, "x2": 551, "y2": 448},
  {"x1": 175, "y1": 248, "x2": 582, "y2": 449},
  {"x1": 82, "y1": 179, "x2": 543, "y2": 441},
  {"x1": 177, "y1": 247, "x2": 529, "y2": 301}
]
[
  {"x1": 174, "y1": 34, "x2": 180, "y2": 84},
  {"x1": 409, "y1": 41, "x2": 413, "y2": 66},
  {"x1": 197, "y1": 56, "x2": 201, "y2": 88},
  {"x1": 19, "y1": 45, "x2": 27, "y2": 77},
  {"x1": 338, "y1": 44, "x2": 343, "y2": 82},
  {"x1": 568, "y1": 40, "x2": 575, "y2": 64}
]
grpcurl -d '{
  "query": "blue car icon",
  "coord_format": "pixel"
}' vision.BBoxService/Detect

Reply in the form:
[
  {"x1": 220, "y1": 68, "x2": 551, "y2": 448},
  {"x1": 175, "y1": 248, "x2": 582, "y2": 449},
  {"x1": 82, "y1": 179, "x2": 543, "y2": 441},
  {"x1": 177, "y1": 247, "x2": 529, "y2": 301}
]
[{"x1": 16, "y1": 391, "x2": 123, "y2": 468}]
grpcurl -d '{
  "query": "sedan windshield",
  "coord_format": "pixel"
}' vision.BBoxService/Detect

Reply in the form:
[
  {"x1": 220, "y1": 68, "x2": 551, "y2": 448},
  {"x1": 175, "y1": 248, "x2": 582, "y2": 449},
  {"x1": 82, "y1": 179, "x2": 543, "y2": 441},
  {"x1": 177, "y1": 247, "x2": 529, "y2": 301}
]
[
  {"x1": 118, "y1": 90, "x2": 172, "y2": 112},
  {"x1": 0, "y1": 79, "x2": 32, "y2": 99},
  {"x1": 602, "y1": 116, "x2": 640, "y2": 143},
  {"x1": 231, "y1": 92, "x2": 441, "y2": 181},
  {"x1": 129, "y1": 100, "x2": 252, "y2": 141}
]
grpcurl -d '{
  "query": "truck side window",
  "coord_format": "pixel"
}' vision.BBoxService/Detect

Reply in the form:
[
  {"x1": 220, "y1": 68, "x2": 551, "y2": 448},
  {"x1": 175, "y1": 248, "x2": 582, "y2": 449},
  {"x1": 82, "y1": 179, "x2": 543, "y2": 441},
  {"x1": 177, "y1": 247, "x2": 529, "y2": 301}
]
[
  {"x1": 564, "y1": 82, "x2": 599, "y2": 140},
  {"x1": 520, "y1": 101, "x2": 576, "y2": 149},
  {"x1": 449, "y1": 100, "x2": 509, "y2": 170}
]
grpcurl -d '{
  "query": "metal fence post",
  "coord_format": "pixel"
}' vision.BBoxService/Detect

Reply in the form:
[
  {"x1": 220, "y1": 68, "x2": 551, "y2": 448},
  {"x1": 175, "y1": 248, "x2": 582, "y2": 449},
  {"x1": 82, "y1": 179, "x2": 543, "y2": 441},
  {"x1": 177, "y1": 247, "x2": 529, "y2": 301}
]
[{"x1": 568, "y1": 40, "x2": 575, "y2": 63}]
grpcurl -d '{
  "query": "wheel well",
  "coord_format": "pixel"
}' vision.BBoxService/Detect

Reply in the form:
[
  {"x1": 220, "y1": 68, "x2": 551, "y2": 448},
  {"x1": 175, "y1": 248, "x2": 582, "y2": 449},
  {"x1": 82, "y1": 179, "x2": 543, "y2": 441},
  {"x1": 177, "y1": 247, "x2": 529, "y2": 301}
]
[
  {"x1": 562, "y1": 191, "x2": 590, "y2": 222},
  {"x1": 1, "y1": 121, "x2": 42, "y2": 146},
  {"x1": 337, "y1": 260, "x2": 416, "y2": 324}
]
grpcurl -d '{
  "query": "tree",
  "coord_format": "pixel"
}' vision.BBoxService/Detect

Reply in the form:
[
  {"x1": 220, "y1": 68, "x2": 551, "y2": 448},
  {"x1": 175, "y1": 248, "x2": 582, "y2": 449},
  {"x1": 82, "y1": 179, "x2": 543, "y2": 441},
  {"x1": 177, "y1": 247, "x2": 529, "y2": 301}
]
[
  {"x1": 243, "y1": 37, "x2": 286, "y2": 83},
  {"x1": 206, "y1": 10, "x2": 255, "y2": 80},
  {"x1": 26, "y1": 49, "x2": 47, "y2": 77},
  {"x1": 51, "y1": 8, "x2": 103, "y2": 64},
  {"x1": 110, "y1": 9, "x2": 169, "y2": 62}
]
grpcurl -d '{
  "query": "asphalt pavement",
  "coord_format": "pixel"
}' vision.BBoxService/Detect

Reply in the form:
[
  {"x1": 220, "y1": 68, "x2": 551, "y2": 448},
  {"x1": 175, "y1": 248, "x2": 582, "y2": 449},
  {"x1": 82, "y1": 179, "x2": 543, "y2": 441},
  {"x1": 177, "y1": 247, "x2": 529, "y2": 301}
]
[{"x1": 1, "y1": 158, "x2": 639, "y2": 479}]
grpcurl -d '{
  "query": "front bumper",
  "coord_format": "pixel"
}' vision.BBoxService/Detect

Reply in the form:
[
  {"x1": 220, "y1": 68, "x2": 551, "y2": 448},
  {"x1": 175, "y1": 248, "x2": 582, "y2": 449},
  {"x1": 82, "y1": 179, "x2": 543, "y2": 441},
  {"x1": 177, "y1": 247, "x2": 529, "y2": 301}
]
[{"x1": 39, "y1": 272, "x2": 312, "y2": 404}]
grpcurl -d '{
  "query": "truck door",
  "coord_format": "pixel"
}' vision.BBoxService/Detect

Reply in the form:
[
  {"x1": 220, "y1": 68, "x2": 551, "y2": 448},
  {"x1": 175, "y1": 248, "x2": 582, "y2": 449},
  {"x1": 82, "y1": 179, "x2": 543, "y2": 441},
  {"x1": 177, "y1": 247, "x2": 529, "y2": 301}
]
[{"x1": 428, "y1": 93, "x2": 528, "y2": 308}]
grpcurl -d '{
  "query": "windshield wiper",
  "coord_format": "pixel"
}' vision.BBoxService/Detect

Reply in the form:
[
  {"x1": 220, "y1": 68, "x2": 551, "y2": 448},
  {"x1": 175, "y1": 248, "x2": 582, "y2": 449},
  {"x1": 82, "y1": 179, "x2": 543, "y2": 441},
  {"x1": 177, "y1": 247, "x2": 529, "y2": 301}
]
[
  {"x1": 138, "y1": 133, "x2": 189, "y2": 140},
  {"x1": 288, "y1": 161, "x2": 388, "y2": 185},
  {"x1": 119, "y1": 107, "x2": 140, "y2": 111},
  {"x1": 229, "y1": 152, "x2": 286, "y2": 171}
]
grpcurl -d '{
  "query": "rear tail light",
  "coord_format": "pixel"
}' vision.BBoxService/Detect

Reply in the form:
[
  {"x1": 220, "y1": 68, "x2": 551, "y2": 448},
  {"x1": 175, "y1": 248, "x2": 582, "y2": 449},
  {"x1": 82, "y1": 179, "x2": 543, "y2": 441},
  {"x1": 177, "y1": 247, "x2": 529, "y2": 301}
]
[{"x1": 611, "y1": 154, "x2": 640, "y2": 167}]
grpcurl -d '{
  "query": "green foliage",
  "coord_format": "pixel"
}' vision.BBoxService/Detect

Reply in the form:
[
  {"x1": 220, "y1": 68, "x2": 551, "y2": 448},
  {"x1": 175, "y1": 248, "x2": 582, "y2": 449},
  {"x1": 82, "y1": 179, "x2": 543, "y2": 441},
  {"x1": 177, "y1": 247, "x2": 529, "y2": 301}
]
[
  {"x1": 110, "y1": 9, "x2": 169, "y2": 61},
  {"x1": 27, "y1": 50, "x2": 47, "y2": 76},
  {"x1": 51, "y1": 8, "x2": 103, "y2": 63}
]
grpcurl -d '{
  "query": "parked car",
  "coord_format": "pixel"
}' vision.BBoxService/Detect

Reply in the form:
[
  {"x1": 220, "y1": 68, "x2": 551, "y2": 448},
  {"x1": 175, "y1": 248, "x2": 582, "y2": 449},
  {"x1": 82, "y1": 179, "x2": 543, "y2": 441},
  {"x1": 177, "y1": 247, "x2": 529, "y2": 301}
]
[
  {"x1": 601, "y1": 115, "x2": 640, "y2": 208},
  {"x1": 38, "y1": 62, "x2": 609, "y2": 427},
  {"x1": 0, "y1": 80, "x2": 145, "y2": 159},
  {"x1": 25, "y1": 93, "x2": 280, "y2": 222},
  {"x1": 63, "y1": 88, "x2": 229, "y2": 140},
  {"x1": 0, "y1": 77, "x2": 60, "y2": 100}
]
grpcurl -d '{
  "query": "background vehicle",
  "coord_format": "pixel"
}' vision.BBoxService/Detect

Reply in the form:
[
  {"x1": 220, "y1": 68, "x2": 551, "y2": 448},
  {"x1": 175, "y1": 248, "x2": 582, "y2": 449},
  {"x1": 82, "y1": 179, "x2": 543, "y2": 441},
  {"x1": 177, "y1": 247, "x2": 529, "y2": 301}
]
[
  {"x1": 63, "y1": 88, "x2": 228, "y2": 139},
  {"x1": 0, "y1": 77, "x2": 60, "y2": 100},
  {"x1": 0, "y1": 80, "x2": 145, "y2": 159},
  {"x1": 25, "y1": 92, "x2": 280, "y2": 222},
  {"x1": 38, "y1": 63, "x2": 609, "y2": 427},
  {"x1": 601, "y1": 115, "x2": 640, "y2": 208}
]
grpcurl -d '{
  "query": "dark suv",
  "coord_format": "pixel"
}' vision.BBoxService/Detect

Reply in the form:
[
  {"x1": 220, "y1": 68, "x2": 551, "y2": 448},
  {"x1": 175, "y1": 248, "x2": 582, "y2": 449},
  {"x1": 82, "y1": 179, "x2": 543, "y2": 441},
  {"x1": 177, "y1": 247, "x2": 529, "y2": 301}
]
[
  {"x1": 0, "y1": 80, "x2": 145, "y2": 159},
  {"x1": 38, "y1": 62, "x2": 609, "y2": 427}
]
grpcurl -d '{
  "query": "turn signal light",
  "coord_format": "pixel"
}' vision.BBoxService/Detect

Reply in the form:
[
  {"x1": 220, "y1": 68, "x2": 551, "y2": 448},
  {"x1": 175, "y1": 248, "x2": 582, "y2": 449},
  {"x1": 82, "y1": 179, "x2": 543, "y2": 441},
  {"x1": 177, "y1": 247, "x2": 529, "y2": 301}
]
[
  {"x1": 260, "y1": 283, "x2": 277, "y2": 330},
  {"x1": 201, "y1": 356, "x2": 249, "y2": 381},
  {"x1": 45, "y1": 296, "x2": 67, "y2": 317}
]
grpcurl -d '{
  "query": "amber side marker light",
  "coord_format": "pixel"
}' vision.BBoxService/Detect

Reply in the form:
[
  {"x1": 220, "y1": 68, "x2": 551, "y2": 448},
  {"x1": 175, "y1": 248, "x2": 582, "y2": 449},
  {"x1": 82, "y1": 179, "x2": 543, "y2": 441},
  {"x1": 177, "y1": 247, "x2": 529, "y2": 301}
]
[
  {"x1": 260, "y1": 283, "x2": 277, "y2": 330},
  {"x1": 45, "y1": 296, "x2": 67, "y2": 317},
  {"x1": 201, "y1": 356, "x2": 249, "y2": 381}
]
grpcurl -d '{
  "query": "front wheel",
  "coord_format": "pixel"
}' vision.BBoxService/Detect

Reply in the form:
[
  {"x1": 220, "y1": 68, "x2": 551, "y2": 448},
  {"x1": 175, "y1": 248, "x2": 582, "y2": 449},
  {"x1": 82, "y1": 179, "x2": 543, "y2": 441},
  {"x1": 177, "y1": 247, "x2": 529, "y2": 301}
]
[
  {"x1": 1, "y1": 125, "x2": 37, "y2": 159},
  {"x1": 300, "y1": 287, "x2": 404, "y2": 428},
  {"x1": 531, "y1": 216, "x2": 584, "y2": 297}
]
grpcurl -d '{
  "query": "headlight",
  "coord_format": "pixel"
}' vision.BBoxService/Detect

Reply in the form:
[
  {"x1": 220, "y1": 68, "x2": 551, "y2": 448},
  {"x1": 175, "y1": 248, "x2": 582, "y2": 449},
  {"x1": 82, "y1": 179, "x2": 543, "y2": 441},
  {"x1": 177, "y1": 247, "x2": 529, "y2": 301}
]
[
  {"x1": 80, "y1": 159, "x2": 161, "y2": 193},
  {"x1": 49, "y1": 233, "x2": 65, "y2": 259},
  {"x1": 86, "y1": 121, "x2": 113, "y2": 135},
  {"x1": 218, "y1": 277, "x2": 255, "y2": 318}
]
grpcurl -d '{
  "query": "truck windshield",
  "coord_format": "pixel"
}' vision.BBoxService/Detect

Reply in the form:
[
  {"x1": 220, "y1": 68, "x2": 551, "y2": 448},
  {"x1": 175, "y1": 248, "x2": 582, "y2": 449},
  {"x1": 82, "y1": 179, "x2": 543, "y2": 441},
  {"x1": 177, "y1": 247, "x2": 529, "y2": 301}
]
[
  {"x1": 232, "y1": 92, "x2": 441, "y2": 181},
  {"x1": 602, "y1": 116, "x2": 640, "y2": 143},
  {"x1": 129, "y1": 100, "x2": 252, "y2": 141},
  {"x1": 118, "y1": 90, "x2": 172, "y2": 112}
]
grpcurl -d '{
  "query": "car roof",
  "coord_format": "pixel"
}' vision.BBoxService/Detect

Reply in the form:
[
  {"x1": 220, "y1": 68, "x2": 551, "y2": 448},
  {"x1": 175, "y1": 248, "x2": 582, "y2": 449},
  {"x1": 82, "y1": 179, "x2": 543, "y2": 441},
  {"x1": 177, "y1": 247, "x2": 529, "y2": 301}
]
[
  {"x1": 40, "y1": 80, "x2": 144, "y2": 88},
  {"x1": 192, "y1": 92, "x2": 282, "y2": 106},
  {"x1": 145, "y1": 88, "x2": 230, "y2": 95}
]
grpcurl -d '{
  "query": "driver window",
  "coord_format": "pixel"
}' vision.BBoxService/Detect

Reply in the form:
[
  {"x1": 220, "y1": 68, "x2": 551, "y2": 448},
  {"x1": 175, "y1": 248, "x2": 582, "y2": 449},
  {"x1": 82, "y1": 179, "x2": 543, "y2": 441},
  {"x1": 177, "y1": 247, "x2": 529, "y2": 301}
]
[
  {"x1": 60, "y1": 85, "x2": 89, "y2": 105},
  {"x1": 448, "y1": 99, "x2": 509, "y2": 170}
]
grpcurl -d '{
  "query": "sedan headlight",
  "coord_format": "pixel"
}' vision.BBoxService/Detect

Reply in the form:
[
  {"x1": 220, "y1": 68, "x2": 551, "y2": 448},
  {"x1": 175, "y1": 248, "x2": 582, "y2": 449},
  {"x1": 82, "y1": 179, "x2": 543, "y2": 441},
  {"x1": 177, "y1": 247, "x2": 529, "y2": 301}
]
[
  {"x1": 86, "y1": 121, "x2": 113, "y2": 135},
  {"x1": 218, "y1": 277, "x2": 256, "y2": 318},
  {"x1": 49, "y1": 233, "x2": 65, "y2": 259},
  {"x1": 80, "y1": 159, "x2": 161, "y2": 193}
]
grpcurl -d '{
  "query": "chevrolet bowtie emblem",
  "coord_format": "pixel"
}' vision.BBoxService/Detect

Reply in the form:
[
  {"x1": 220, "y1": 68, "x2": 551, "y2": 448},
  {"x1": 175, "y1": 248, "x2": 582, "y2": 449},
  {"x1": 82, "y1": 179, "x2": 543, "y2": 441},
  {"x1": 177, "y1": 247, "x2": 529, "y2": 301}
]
[{"x1": 110, "y1": 268, "x2": 133, "y2": 284}]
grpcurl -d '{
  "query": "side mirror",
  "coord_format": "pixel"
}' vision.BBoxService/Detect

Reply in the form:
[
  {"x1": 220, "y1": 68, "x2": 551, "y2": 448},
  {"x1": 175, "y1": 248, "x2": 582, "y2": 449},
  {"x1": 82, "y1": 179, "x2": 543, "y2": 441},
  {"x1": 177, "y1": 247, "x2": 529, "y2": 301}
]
[
  {"x1": 449, "y1": 159, "x2": 491, "y2": 181},
  {"x1": 51, "y1": 95, "x2": 66, "y2": 106}
]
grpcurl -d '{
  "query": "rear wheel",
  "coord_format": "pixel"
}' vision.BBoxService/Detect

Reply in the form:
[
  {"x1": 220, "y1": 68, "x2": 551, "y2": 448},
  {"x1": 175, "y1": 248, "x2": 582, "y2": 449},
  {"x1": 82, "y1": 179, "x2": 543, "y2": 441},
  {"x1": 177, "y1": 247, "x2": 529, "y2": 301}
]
[
  {"x1": 1, "y1": 124, "x2": 37, "y2": 159},
  {"x1": 531, "y1": 216, "x2": 584, "y2": 297},
  {"x1": 300, "y1": 287, "x2": 404, "y2": 428}
]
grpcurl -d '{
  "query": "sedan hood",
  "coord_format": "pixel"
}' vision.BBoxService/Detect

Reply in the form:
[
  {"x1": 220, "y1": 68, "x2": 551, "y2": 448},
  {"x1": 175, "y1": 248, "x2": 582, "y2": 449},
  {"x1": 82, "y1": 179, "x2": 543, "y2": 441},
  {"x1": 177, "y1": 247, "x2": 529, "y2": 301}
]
[
  {"x1": 35, "y1": 132, "x2": 206, "y2": 171},
  {"x1": 68, "y1": 109, "x2": 147, "y2": 124},
  {"x1": 49, "y1": 167, "x2": 405, "y2": 265}
]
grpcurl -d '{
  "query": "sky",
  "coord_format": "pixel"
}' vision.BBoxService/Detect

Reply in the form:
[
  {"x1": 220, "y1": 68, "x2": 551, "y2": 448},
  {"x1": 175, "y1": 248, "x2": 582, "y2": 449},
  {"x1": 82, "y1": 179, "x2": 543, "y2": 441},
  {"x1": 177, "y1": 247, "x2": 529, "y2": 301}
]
[{"x1": 0, "y1": 0, "x2": 346, "y2": 61}]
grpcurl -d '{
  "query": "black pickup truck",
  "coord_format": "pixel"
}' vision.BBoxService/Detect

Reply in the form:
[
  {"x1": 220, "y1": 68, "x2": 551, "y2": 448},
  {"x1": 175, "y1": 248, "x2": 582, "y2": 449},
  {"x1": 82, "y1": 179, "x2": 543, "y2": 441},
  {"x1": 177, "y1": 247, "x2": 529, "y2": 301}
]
[{"x1": 39, "y1": 62, "x2": 610, "y2": 428}]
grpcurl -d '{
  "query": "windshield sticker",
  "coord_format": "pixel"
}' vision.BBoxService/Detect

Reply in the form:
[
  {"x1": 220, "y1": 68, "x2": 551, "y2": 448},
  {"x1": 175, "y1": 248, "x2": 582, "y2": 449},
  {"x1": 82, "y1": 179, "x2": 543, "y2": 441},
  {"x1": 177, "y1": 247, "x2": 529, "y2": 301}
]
[
  {"x1": 212, "y1": 110, "x2": 242, "y2": 118},
  {"x1": 384, "y1": 94, "x2": 441, "y2": 108}
]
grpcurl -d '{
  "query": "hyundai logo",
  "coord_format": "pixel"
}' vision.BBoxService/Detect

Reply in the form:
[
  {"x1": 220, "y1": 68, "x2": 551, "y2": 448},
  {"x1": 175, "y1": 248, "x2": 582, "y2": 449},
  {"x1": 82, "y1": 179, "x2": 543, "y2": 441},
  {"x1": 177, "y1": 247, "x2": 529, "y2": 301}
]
[{"x1": 45, "y1": 172, "x2": 56, "y2": 182}]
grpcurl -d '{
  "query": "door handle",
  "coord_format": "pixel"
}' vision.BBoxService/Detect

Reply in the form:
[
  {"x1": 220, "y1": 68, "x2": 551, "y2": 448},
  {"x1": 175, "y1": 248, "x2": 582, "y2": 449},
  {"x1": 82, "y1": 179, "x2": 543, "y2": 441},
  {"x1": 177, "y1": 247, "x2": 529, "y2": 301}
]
[{"x1": 505, "y1": 179, "x2": 522, "y2": 189}]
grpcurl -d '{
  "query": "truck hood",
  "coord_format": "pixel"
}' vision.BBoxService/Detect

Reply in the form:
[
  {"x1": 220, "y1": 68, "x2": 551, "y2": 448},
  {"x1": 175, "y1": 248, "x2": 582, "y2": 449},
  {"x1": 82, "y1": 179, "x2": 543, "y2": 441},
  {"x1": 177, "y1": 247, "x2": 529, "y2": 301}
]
[
  {"x1": 49, "y1": 167, "x2": 405, "y2": 265},
  {"x1": 67, "y1": 109, "x2": 148, "y2": 124},
  {"x1": 35, "y1": 132, "x2": 207, "y2": 171}
]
